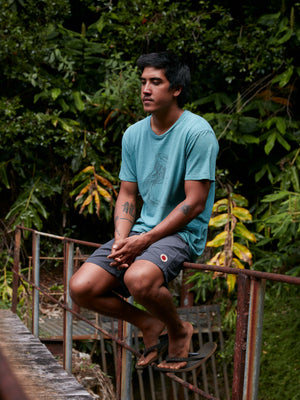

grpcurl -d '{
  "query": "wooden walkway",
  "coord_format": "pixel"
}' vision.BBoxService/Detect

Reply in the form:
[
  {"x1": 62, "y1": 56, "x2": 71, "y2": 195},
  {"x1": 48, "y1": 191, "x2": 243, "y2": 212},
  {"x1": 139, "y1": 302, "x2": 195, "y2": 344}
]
[{"x1": 0, "y1": 309, "x2": 93, "y2": 400}]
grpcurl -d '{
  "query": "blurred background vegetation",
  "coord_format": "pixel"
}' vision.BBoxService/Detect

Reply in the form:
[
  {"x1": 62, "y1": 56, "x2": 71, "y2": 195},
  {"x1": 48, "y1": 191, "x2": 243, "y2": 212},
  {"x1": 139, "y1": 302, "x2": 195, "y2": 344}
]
[{"x1": 0, "y1": 1, "x2": 299, "y2": 398}]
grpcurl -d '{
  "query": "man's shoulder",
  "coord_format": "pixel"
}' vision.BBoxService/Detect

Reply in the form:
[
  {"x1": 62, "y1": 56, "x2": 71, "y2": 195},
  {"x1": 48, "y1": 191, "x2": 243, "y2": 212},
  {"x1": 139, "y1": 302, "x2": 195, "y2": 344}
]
[
  {"x1": 180, "y1": 111, "x2": 216, "y2": 141},
  {"x1": 125, "y1": 116, "x2": 150, "y2": 133},
  {"x1": 183, "y1": 110, "x2": 213, "y2": 130}
]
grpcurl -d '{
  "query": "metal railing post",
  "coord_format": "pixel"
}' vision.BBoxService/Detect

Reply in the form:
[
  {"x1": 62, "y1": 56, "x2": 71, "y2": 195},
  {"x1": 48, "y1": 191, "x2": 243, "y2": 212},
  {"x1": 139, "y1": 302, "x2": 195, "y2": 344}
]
[
  {"x1": 232, "y1": 273, "x2": 251, "y2": 400},
  {"x1": 63, "y1": 240, "x2": 74, "y2": 374},
  {"x1": 32, "y1": 232, "x2": 40, "y2": 337},
  {"x1": 121, "y1": 297, "x2": 134, "y2": 400},
  {"x1": 116, "y1": 320, "x2": 124, "y2": 400},
  {"x1": 11, "y1": 228, "x2": 21, "y2": 314},
  {"x1": 243, "y1": 278, "x2": 266, "y2": 400}
]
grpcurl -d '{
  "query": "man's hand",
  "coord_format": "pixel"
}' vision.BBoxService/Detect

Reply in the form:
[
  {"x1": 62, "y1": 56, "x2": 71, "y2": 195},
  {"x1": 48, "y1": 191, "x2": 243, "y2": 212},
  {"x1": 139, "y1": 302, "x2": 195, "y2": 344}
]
[{"x1": 107, "y1": 234, "x2": 149, "y2": 269}]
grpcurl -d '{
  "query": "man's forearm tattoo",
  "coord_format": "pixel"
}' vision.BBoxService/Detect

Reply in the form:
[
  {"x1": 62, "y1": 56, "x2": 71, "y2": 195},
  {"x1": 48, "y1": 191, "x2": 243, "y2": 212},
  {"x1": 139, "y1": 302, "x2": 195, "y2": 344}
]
[
  {"x1": 114, "y1": 203, "x2": 136, "y2": 234},
  {"x1": 122, "y1": 202, "x2": 135, "y2": 217},
  {"x1": 180, "y1": 204, "x2": 191, "y2": 216}
]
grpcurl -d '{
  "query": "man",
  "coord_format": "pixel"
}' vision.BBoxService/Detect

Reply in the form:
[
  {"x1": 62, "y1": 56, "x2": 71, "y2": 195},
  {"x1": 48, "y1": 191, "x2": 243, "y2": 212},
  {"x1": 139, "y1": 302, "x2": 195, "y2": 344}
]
[{"x1": 70, "y1": 51, "x2": 219, "y2": 372}]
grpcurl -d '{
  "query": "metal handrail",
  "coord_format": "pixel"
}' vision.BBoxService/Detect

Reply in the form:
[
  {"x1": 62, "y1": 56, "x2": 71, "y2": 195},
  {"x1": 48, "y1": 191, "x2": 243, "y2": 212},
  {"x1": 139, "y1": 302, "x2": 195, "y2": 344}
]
[{"x1": 11, "y1": 226, "x2": 300, "y2": 400}]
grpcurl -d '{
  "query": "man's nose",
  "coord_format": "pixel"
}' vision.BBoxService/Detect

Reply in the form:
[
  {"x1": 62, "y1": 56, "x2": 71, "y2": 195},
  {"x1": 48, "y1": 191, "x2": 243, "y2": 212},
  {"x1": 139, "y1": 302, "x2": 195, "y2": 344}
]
[{"x1": 143, "y1": 82, "x2": 151, "y2": 93}]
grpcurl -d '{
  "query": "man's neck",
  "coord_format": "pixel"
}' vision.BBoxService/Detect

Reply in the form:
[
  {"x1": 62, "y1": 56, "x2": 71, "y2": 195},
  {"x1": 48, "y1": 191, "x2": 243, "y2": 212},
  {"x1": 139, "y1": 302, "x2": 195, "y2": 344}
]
[{"x1": 150, "y1": 107, "x2": 184, "y2": 135}]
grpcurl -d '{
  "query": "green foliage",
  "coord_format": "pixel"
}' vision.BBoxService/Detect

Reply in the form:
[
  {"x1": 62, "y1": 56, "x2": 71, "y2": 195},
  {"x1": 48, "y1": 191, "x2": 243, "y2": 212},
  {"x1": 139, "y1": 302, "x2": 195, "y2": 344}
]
[
  {"x1": 5, "y1": 179, "x2": 49, "y2": 232},
  {"x1": 0, "y1": 248, "x2": 29, "y2": 310},
  {"x1": 0, "y1": 251, "x2": 14, "y2": 307},
  {"x1": 0, "y1": 4, "x2": 299, "y2": 397},
  {"x1": 259, "y1": 294, "x2": 300, "y2": 400},
  {"x1": 0, "y1": 0, "x2": 299, "y2": 258}
]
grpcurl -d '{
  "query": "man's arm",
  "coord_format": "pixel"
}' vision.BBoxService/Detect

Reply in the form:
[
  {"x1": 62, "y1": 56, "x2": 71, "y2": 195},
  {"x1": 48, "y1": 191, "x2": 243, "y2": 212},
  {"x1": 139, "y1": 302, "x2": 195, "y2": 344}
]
[
  {"x1": 142, "y1": 179, "x2": 211, "y2": 245},
  {"x1": 113, "y1": 181, "x2": 138, "y2": 241},
  {"x1": 109, "y1": 180, "x2": 211, "y2": 267}
]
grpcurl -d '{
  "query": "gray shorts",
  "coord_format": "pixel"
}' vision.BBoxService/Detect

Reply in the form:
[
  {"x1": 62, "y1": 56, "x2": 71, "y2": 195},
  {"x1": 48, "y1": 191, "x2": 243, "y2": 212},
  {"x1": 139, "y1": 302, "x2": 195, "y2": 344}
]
[{"x1": 85, "y1": 232, "x2": 191, "y2": 298}]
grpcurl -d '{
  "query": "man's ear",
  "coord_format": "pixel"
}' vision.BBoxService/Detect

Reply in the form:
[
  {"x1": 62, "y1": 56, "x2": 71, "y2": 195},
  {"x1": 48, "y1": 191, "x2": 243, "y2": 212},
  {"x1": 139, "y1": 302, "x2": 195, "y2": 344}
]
[{"x1": 173, "y1": 86, "x2": 182, "y2": 98}]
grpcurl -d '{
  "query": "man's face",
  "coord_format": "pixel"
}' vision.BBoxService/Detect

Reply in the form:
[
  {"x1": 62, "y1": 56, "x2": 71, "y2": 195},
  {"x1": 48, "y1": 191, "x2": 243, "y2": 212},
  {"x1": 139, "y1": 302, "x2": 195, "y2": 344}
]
[{"x1": 140, "y1": 67, "x2": 180, "y2": 114}]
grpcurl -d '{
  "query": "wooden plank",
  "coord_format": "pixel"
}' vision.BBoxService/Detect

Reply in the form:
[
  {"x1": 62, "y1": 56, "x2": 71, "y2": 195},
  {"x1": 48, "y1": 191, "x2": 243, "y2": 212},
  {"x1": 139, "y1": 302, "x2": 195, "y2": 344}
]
[{"x1": 0, "y1": 310, "x2": 93, "y2": 400}]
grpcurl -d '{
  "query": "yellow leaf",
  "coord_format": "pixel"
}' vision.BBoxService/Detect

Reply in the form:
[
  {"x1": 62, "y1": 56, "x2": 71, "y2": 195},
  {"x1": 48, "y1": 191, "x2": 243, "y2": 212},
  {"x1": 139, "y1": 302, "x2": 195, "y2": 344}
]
[
  {"x1": 232, "y1": 257, "x2": 245, "y2": 269},
  {"x1": 79, "y1": 193, "x2": 93, "y2": 214},
  {"x1": 232, "y1": 207, "x2": 252, "y2": 221},
  {"x1": 212, "y1": 198, "x2": 228, "y2": 212},
  {"x1": 77, "y1": 182, "x2": 92, "y2": 198},
  {"x1": 97, "y1": 185, "x2": 112, "y2": 200},
  {"x1": 206, "y1": 231, "x2": 228, "y2": 247},
  {"x1": 209, "y1": 214, "x2": 229, "y2": 227},
  {"x1": 233, "y1": 242, "x2": 253, "y2": 265},
  {"x1": 81, "y1": 166, "x2": 95, "y2": 174},
  {"x1": 235, "y1": 222, "x2": 257, "y2": 242},
  {"x1": 208, "y1": 251, "x2": 225, "y2": 265},
  {"x1": 95, "y1": 173, "x2": 114, "y2": 187},
  {"x1": 227, "y1": 274, "x2": 236, "y2": 293},
  {"x1": 93, "y1": 190, "x2": 100, "y2": 217}
]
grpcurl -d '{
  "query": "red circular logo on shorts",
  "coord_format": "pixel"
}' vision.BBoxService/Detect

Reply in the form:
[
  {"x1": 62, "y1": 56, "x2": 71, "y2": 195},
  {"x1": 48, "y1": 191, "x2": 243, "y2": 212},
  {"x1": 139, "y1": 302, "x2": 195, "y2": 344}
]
[{"x1": 160, "y1": 254, "x2": 168, "y2": 263}]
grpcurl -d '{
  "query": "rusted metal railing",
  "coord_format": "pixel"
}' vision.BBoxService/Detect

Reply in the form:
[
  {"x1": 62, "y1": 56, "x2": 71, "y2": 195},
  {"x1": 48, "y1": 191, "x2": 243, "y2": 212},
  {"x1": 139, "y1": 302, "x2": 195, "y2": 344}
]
[
  {"x1": 182, "y1": 262, "x2": 300, "y2": 400},
  {"x1": 10, "y1": 226, "x2": 300, "y2": 400}
]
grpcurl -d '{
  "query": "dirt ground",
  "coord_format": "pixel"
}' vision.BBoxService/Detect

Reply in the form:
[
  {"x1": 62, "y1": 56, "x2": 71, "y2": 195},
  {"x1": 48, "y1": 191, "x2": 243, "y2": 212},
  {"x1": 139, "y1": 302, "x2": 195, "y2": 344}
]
[{"x1": 58, "y1": 349, "x2": 116, "y2": 400}]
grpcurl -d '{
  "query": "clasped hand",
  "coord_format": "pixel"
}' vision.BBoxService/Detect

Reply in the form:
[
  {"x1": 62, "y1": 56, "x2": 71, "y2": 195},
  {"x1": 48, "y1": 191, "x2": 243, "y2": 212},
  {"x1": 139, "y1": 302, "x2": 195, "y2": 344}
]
[{"x1": 107, "y1": 234, "x2": 147, "y2": 269}]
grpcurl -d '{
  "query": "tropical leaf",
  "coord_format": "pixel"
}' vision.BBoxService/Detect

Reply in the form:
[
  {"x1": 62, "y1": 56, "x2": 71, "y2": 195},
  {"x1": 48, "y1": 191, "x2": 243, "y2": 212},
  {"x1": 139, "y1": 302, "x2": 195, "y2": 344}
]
[
  {"x1": 232, "y1": 257, "x2": 245, "y2": 269},
  {"x1": 93, "y1": 190, "x2": 100, "y2": 217},
  {"x1": 227, "y1": 274, "x2": 236, "y2": 293},
  {"x1": 97, "y1": 185, "x2": 112, "y2": 200},
  {"x1": 212, "y1": 198, "x2": 228, "y2": 212},
  {"x1": 235, "y1": 222, "x2": 257, "y2": 242},
  {"x1": 71, "y1": 165, "x2": 117, "y2": 219},
  {"x1": 81, "y1": 165, "x2": 95, "y2": 174},
  {"x1": 233, "y1": 242, "x2": 253, "y2": 265},
  {"x1": 209, "y1": 213, "x2": 229, "y2": 227},
  {"x1": 208, "y1": 251, "x2": 225, "y2": 265},
  {"x1": 206, "y1": 231, "x2": 229, "y2": 247},
  {"x1": 75, "y1": 182, "x2": 92, "y2": 200},
  {"x1": 232, "y1": 207, "x2": 252, "y2": 221},
  {"x1": 79, "y1": 193, "x2": 93, "y2": 214},
  {"x1": 231, "y1": 193, "x2": 248, "y2": 207}
]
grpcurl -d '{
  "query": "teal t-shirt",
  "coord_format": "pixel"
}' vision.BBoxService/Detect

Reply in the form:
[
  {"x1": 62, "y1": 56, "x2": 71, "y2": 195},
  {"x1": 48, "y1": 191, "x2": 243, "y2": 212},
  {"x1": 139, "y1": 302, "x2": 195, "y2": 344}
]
[{"x1": 119, "y1": 110, "x2": 219, "y2": 258}]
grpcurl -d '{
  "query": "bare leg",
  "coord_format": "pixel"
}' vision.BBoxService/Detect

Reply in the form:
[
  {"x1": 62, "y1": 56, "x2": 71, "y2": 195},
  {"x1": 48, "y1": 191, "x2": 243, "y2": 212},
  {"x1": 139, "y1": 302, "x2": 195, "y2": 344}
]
[
  {"x1": 124, "y1": 260, "x2": 193, "y2": 370},
  {"x1": 69, "y1": 263, "x2": 165, "y2": 366}
]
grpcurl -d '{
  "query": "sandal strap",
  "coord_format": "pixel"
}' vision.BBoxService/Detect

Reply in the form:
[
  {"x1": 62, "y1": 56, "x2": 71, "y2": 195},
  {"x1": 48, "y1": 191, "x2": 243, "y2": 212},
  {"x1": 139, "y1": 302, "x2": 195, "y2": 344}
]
[
  {"x1": 143, "y1": 335, "x2": 168, "y2": 357},
  {"x1": 166, "y1": 353, "x2": 205, "y2": 363}
]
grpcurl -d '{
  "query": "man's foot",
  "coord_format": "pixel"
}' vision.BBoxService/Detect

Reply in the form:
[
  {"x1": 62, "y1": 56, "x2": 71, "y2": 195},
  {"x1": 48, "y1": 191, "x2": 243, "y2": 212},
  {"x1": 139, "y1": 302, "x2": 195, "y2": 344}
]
[
  {"x1": 136, "y1": 319, "x2": 166, "y2": 368},
  {"x1": 154, "y1": 342, "x2": 217, "y2": 373},
  {"x1": 156, "y1": 321, "x2": 193, "y2": 371},
  {"x1": 135, "y1": 334, "x2": 168, "y2": 369}
]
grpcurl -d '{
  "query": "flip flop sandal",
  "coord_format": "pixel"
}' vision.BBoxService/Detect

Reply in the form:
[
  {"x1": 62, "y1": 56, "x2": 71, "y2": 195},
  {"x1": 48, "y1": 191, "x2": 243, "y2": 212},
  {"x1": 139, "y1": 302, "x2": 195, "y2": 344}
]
[
  {"x1": 153, "y1": 341, "x2": 217, "y2": 373},
  {"x1": 135, "y1": 334, "x2": 169, "y2": 370}
]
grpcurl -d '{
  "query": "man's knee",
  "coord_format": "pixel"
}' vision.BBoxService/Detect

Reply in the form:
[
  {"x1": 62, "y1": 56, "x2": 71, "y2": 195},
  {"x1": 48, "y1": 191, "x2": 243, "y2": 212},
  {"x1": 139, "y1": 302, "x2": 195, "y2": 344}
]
[
  {"x1": 124, "y1": 262, "x2": 164, "y2": 300},
  {"x1": 69, "y1": 273, "x2": 91, "y2": 307},
  {"x1": 69, "y1": 262, "x2": 121, "y2": 307}
]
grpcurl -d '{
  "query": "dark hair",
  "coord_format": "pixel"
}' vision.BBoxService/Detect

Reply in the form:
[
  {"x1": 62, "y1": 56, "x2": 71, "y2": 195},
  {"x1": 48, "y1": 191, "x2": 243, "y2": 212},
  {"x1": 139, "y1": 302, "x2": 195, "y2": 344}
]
[{"x1": 137, "y1": 51, "x2": 191, "y2": 108}]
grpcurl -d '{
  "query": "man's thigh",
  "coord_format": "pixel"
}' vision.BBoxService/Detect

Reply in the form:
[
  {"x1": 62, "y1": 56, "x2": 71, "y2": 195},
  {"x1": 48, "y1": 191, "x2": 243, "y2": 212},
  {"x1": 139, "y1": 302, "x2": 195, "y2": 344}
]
[
  {"x1": 80, "y1": 238, "x2": 131, "y2": 297},
  {"x1": 124, "y1": 259, "x2": 165, "y2": 291},
  {"x1": 70, "y1": 262, "x2": 123, "y2": 296},
  {"x1": 134, "y1": 234, "x2": 191, "y2": 285}
]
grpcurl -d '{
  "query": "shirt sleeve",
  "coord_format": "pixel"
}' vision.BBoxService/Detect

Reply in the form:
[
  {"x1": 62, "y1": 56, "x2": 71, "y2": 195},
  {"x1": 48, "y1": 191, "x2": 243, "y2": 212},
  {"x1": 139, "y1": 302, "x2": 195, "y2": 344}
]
[
  {"x1": 119, "y1": 130, "x2": 137, "y2": 182},
  {"x1": 185, "y1": 129, "x2": 219, "y2": 181}
]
